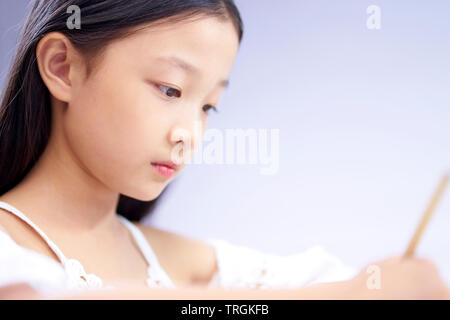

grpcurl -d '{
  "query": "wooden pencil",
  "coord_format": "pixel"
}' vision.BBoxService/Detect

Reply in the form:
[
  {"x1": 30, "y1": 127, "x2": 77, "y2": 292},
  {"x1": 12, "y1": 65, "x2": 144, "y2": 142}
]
[{"x1": 403, "y1": 174, "x2": 449, "y2": 258}]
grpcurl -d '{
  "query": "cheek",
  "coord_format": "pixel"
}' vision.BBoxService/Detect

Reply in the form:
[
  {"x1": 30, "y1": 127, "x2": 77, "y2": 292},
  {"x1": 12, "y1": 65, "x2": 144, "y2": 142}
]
[{"x1": 63, "y1": 72, "x2": 166, "y2": 194}]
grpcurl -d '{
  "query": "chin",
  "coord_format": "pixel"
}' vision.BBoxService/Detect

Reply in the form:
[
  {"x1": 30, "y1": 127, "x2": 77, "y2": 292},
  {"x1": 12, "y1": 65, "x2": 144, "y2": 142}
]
[{"x1": 127, "y1": 184, "x2": 168, "y2": 202}]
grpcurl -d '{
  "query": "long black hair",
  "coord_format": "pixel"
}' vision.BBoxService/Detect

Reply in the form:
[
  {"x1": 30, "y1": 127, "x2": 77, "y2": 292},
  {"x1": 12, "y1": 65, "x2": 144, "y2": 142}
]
[{"x1": 0, "y1": 0, "x2": 244, "y2": 221}]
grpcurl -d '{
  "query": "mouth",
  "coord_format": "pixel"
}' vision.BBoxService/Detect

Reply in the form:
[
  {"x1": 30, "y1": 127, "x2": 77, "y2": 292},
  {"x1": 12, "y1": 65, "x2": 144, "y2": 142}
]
[{"x1": 151, "y1": 161, "x2": 179, "y2": 178}]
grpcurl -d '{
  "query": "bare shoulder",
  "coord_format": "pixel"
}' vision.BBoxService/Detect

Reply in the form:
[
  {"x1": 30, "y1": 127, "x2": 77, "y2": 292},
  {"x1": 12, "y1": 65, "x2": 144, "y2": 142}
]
[
  {"x1": 0, "y1": 207, "x2": 61, "y2": 262},
  {"x1": 134, "y1": 223, "x2": 218, "y2": 285}
]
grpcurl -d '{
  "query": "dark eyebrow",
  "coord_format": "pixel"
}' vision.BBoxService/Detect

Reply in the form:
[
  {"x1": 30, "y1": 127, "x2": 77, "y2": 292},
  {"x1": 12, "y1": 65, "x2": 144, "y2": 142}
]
[{"x1": 155, "y1": 56, "x2": 230, "y2": 89}]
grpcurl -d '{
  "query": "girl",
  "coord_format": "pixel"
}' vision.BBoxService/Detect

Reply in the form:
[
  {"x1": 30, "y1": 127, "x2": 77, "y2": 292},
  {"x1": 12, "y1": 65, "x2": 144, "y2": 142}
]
[{"x1": 0, "y1": 0, "x2": 448, "y2": 299}]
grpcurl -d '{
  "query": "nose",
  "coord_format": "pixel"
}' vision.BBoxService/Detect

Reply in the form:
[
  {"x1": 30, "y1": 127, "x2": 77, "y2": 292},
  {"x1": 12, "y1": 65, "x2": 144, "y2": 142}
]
[{"x1": 168, "y1": 114, "x2": 204, "y2": 165}]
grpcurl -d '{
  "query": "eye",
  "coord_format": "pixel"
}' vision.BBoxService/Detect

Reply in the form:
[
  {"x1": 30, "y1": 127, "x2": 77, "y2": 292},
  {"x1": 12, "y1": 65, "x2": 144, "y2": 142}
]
[
  {"x1": 156, "y1": 84, "x2": 182, "y2": 98},
  {"x1": 203, "y1": 104, "x2": 219, "y2": 115}
]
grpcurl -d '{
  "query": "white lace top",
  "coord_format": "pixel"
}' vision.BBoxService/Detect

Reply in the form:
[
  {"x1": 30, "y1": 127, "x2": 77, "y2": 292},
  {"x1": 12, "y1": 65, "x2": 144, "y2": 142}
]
[{"x1": 0, "y1": 201, "x2": 358, "y2": 296}]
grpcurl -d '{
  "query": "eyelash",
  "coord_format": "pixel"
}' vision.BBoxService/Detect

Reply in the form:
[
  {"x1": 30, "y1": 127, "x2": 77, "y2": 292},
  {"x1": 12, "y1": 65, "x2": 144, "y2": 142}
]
[{"x1": 156, "y1": 84, "x2": 219, "y2": 115}]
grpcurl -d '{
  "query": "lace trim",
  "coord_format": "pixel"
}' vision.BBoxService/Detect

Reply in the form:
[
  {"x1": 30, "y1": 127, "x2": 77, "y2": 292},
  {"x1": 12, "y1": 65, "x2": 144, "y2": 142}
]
[
  {"x1": 64, "y1": 258, "x2": 170, "y2": 290},
  {"x1": 65, "y1": 258, "x2": 104, "y2": 290}
]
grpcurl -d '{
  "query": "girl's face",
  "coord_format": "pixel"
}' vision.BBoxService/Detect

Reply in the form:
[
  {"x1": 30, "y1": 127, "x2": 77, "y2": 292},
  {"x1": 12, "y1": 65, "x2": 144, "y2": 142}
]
[{"x1": 65, "y1": 16, "x2": 239, "y2": 200}]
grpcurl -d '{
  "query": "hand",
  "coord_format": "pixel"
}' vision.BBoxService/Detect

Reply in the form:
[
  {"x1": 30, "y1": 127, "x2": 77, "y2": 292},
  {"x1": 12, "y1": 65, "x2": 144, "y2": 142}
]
[{"x1": 351, "y1": 255, "x2": 449, "y2": 299}]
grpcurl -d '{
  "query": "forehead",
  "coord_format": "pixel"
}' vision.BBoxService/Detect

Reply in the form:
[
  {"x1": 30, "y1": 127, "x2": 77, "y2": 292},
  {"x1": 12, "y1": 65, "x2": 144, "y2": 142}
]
[{"x1": 105, "y1": 15, "x2": 239, "y2": 79}]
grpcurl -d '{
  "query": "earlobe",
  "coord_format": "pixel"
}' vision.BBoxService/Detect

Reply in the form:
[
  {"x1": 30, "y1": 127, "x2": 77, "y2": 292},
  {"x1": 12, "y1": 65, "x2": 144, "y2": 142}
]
[{"x1": 35, "y1": 32, "x2": 77, "y2": 103}]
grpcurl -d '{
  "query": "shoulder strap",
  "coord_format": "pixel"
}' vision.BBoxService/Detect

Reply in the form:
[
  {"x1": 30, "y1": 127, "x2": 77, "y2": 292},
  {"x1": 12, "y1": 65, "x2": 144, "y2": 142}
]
[
  {"x1": 116, "y1": 215, "x2": 175, "y2": 286},
  {"x1": 0, "y1": 201, "x2": 68, "y2": 266}
]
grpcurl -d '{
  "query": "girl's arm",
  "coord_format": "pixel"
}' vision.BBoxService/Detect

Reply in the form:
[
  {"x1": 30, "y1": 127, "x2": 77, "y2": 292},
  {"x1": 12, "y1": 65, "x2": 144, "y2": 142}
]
[
  {"x1": 47, "y1": 280, "x2": 359, "y2": 300},
  {"x1": 3, "y1": 255, "x2": 449, "y2": 300},
  {"x1": 3, "y1": 277, "x2": 449, "y2": 300}
]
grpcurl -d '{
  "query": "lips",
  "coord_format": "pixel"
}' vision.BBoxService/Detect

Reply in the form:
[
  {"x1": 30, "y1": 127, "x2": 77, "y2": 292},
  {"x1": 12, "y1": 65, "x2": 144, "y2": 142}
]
[
  {"x1": 151, "y1": 161, "x2": 179, "y2": 178},
  {"x1": 151, "y1": 161, "x2": 180, "y2": 170}
]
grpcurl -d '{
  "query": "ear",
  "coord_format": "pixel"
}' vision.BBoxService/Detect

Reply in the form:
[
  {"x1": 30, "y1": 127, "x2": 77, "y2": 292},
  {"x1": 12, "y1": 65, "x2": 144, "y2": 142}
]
[{"x1": 35, "y1": 32, "x2": 84, "y2": 103}]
